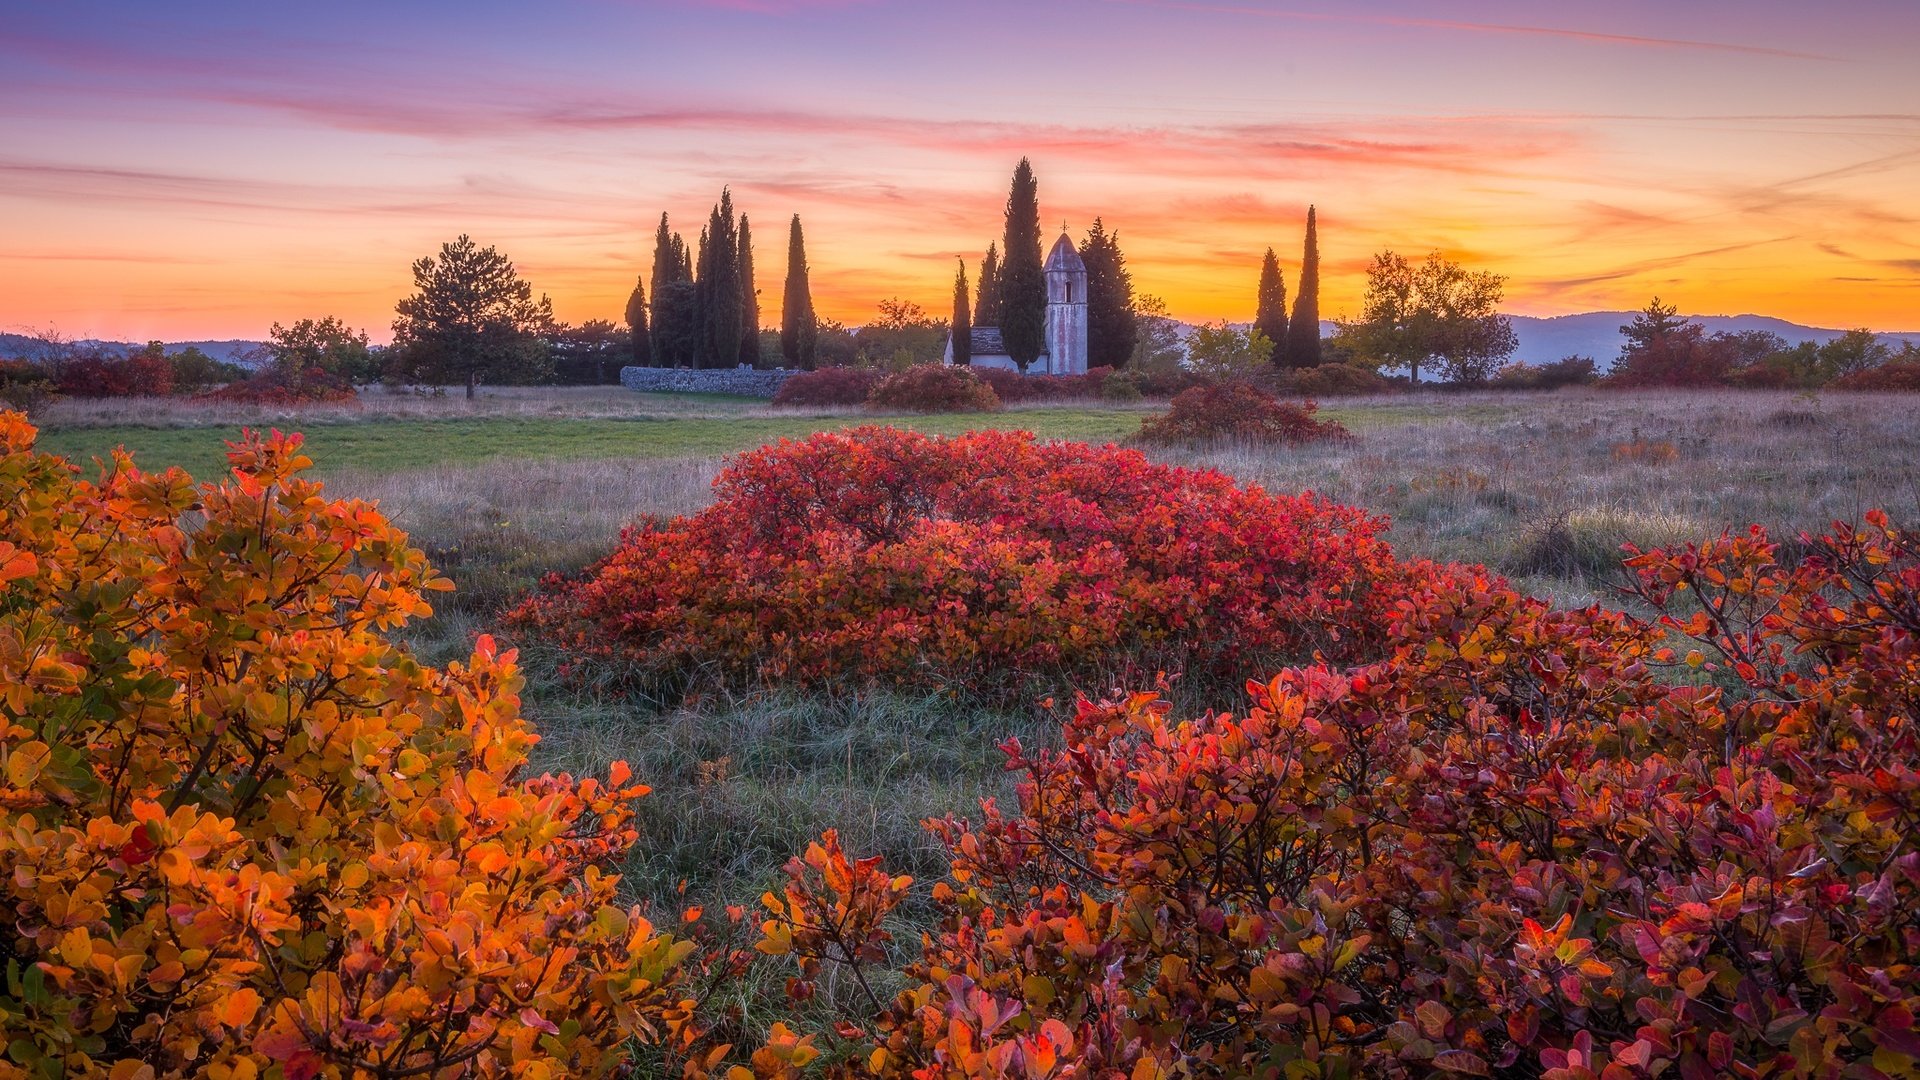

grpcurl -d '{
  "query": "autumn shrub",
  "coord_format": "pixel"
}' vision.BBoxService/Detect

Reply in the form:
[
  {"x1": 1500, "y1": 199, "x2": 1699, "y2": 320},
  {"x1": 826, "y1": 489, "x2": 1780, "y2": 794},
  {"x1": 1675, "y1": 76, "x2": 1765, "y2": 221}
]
[
  {"x1": 771, "y1": 366, "x2": 882, "y2": 407},
  {"x1": 196, "y1": 366, "x2": 359, "y2": 404},
  {"x1": 507, "y1": 426, "x2": 1411, "y2": 699},
  {"x1": 968, "y1": 366, "x2": 1109, "y2": 404},
  {"x1": 0, "y1": 359, "x2": 56, "y2": 414},
  {"x1": 754, "y1": 512, "x2": 1920, "y2": 1078},
  {"x1": 50, "y1": 346, "x2": 175, "y2": 398},
  {"x1": 1835, "y1": 359, "x2": 1920, "y2": 392},
  {"x1": 0, "y1": 413, "x2": 720, "y2": 1076},
  {"x1": 864, "y1": 364, "x2": 1000, "y2": 413},
  {"x1": 1288, "y1": 362, "x2": 1395, "y2": 396},
  {"x1": 1490, "y1": 355, "x2": 1600, "y2": 391},
  {"x1": 1135, "y1": 381, "x2": 1351, "y2": 445}
]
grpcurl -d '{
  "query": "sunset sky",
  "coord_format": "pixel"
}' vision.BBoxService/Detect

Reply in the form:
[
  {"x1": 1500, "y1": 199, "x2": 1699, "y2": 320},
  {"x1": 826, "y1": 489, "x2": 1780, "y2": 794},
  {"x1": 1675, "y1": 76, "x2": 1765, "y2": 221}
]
[{"x1": 2, "y1": 0, "x2": 1917, "y2": 341}]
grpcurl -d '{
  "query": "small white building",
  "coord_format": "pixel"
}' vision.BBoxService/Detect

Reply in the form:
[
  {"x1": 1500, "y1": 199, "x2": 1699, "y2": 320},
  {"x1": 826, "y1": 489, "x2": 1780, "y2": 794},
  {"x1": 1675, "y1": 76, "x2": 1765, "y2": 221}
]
[{"x1": 945, "y1": 232, "x2": 1090, "y2": 375}]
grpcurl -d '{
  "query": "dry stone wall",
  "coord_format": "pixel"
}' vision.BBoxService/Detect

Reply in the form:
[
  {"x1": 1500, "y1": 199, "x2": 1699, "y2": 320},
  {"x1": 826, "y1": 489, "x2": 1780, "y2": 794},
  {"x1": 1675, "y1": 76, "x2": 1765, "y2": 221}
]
[{"x1": 620, "y1": 366, "x2": 795, "y2": 397}]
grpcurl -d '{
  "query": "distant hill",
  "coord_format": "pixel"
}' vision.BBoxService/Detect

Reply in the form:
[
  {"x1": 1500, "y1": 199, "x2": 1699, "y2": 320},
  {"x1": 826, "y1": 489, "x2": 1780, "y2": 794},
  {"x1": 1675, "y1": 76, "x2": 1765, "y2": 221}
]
[
  {"x1": 1190, "y1": 313, "x2": 1917, "y2": 371},
  {"x1": 0, "y1": 334, "x2": 266, "y2": 367},
  {"x1": 1487, "y1": 314, "x2": 1917, "y2": 370}
]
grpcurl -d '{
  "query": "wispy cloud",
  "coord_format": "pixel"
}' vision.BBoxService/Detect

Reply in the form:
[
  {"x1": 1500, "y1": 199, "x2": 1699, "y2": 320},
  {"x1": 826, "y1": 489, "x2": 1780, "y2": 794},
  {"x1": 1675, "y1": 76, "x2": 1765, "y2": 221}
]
[{"x1": 1101, "y1": 0, "x2": 1838, "y2": 60}]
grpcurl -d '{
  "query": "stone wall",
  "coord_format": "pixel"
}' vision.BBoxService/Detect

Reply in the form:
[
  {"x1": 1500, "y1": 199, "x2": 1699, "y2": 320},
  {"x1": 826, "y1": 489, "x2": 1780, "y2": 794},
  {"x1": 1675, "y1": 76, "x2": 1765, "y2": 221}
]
[{"x1": 619, "y1": 366, "x2": 795, "y2": 397}]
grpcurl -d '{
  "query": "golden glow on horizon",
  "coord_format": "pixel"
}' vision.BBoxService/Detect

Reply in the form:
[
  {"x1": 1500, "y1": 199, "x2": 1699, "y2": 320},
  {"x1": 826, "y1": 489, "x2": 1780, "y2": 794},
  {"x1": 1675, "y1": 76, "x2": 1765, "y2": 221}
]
[{"x1": 2, "y1": 2, "x2": 1916, "y2": 340}]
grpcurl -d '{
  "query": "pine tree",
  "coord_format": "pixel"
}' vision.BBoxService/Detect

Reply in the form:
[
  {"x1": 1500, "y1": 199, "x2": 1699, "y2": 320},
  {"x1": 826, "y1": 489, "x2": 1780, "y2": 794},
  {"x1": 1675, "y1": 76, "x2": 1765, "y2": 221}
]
[
  {"x1": 625, "y1": 275, "x2": 652, "y2": 367},
  {"x1": 1255, "y1": 247, "x2": 1289, "y2": 362},
  {"x1": 781, "y1": 215, "x2": 818, "y2": 369},
  {"x1": 1079, "y1": 218, "x2": 1138, "y2": 369},
  {"x1": 737, "y1": 214, "x2": 759, "y2": 366},
  {"x1": 975, "y1": 243, "x2": 1002, "y2": 328},
  {"x1": 997, "y1": 159, "x2": 1046, "y2": 372},
  {"x1": 1284, "y1": 206, "x2": 1322, "y2": 369},
  {"x1": 951, "y1": 258, "x2": 972, "y2": 366}
]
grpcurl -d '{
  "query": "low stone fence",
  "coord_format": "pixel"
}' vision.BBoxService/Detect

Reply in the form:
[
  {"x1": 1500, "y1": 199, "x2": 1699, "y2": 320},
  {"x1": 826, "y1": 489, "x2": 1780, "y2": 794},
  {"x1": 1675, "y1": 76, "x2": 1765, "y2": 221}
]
[{"x1": 619, "y1": 366, "x2": 795, "y2": 397}]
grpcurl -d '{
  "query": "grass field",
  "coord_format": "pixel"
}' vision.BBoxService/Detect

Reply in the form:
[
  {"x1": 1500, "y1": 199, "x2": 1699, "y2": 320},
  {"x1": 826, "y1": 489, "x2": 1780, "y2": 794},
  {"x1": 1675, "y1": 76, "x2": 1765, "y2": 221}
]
[{"x1": 28, "y1": 384, "x2": 1920, "y2": 911}]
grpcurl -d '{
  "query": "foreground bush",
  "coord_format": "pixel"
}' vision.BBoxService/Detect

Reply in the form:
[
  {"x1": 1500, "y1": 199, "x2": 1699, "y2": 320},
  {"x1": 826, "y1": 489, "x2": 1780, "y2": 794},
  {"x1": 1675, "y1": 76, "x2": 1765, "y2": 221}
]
[
  {"x1": 758, "y1": 513, "x2": 1920, "y2": 1077},
  {"x1": 771, "y1": 366, "x2": 882, "y2": 407},
  {"x1": 509, "y1": 426, "x2": 1408, "y2": 698},
  {"x1": 1135, "y1": 381, "x2": 1351, "y2": 445},
  {"x1": 865, "y1": 363, "x2": 1000, "y2": 413},
  {"x1": 0, "y1": 414, "x2": 705, "y2": 1075}
]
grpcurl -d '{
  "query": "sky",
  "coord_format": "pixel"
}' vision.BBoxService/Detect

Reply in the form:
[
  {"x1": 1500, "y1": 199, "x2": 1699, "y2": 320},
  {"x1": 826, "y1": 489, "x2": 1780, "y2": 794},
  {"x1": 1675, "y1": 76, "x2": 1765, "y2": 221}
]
[{"x1": 2, "y1": 0, "x2": 1917, "y2": 342}]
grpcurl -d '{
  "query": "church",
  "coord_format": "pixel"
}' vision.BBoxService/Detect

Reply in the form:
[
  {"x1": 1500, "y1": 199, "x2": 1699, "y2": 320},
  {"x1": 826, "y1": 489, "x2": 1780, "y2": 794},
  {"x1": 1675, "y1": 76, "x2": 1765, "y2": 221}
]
[{"x1": 944, "y1": 231, "x2": 1089, "y2": 375}]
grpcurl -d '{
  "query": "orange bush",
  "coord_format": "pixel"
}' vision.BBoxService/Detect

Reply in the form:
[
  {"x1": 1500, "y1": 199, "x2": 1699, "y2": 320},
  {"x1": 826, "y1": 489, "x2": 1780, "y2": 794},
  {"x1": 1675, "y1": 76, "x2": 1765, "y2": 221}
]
[
  {"x1": 1135, "y1": 382, "x2": 1351, "y2": 445},
  {"x1": 0, "y1": 413, "x2": 715, "y2": 1076},
  {"x1": 752, "y1": 512, "x2": 1920, "y2": 1078},
  {"x1": 508, "y1": 426, "x2": 1413, "y2": 698}
]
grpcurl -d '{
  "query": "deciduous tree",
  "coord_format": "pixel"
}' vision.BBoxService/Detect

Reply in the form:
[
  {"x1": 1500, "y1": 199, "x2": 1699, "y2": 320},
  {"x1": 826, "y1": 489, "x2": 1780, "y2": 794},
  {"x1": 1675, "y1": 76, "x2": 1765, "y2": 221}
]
[{"x1": 1341, "y1": 250, "x2": 1516, "y2": 384}]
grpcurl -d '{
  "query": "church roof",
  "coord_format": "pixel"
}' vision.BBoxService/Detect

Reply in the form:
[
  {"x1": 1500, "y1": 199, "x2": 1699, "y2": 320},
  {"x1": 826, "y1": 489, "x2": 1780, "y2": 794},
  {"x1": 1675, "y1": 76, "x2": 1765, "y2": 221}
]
[
  {"x1": 964, "y1": 327, "x2": 1006, "y2": 354},
  {"x1": 1044, "y1": 232, "x2": 1085, "y2": 273}
]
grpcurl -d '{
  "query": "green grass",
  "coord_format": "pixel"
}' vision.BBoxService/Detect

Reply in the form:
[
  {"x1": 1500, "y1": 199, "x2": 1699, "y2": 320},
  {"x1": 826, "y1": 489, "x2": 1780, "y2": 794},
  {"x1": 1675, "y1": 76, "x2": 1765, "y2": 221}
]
[{"x1": 35, "y1": 408, "x2": 1149, "y2": 477}]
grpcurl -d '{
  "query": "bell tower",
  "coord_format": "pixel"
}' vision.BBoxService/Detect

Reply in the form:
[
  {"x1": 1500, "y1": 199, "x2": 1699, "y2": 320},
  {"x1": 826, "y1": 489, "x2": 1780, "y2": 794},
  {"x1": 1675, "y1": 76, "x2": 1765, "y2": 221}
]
[{"x1": 1043, "y1": 231, "x2": 1089, "y2": 375}]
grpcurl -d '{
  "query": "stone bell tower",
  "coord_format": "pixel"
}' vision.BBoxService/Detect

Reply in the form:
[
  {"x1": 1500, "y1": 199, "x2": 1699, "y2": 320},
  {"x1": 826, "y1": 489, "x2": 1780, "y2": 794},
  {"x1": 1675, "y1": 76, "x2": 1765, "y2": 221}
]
[{"x1": 1043, "y1": 231, "x2": 1089, "y2": 375}]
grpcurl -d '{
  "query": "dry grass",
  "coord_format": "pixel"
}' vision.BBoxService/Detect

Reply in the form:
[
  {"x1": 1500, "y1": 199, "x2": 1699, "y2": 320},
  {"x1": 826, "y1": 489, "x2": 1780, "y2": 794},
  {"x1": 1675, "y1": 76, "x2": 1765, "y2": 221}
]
[
  {"x1": 1156, "y1": 388, "x2": 1920, "y2": 606},
  {"x1": 35, "y1": 385, "x2": 772, "y2": 428},
  {"x1": 36, "y1": 383, "x2": 1160, "y2": 432}
]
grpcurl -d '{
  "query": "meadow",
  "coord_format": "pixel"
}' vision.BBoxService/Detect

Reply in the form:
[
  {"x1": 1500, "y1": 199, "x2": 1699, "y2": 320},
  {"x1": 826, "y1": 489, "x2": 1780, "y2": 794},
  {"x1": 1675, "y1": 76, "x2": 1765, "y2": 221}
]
[{"x1": 35, "y1": 385, "x2": 1920, "y2": 910}]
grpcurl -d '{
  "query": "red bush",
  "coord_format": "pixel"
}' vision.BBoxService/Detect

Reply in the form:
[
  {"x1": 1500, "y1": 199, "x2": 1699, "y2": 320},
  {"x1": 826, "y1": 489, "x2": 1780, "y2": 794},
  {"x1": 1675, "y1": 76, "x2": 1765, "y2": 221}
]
[
  {"x1": 969, "y1": 365, "x2": 1110, "y2": 404},
  {"x1": 770, "y1": 366, "x2": 881, "y2": 407},
  {"x1": 52, "y1": 348, "x2": 174, "y2": 398},
  {"x1": 1136, "y1": 381, "x2": 1350, "y2": 444},
  {"x1": 1287, "y1": 362, "x2": 1395, "y2": 396},
  {"x1": 197, "y1": 368, "x2": 357, "y2": 404},
  {"x1": 758, "y1": 511, "x2": 1920, "y2": 1078},
  {"x1": 864, "y1": 364, "x2": 1000, "y2": 413},
  {"x1": 1835, "y1": 360, "x2": 1920, "y2": 391},
  {"x1": 507, "y1": 426, "x2": 1412, "y2": 698}
]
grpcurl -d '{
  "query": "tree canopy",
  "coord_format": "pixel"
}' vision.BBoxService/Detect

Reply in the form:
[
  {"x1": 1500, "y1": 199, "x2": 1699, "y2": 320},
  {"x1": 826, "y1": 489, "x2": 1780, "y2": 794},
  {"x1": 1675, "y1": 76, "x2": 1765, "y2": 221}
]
[
  {"x1": 390, "y1": 235, "x2": 554, "y2": 398},
  {"x1": 1080, "y1": 219, "x2": 1138, "y2": 369},
  {"x1": 1339, "y1": 250, "x2": 1516, "y2": 384}
]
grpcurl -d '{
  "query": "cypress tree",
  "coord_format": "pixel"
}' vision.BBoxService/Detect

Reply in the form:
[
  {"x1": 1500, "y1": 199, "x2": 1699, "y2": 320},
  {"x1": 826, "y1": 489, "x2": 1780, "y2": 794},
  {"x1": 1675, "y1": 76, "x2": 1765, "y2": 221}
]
[
  {"x1": 781, "y1": 214, "x2": 818, "y2": 369},
  {"x1": 1284, "y1": 206, "x2": 1322, "y2": 369},
  {"x1": 650, "y1": 216, "x2": 695, "y2": 367},
  {"x1": 737, "y1": 213, "x2": 759, "y2": 366},
  {"x1": 624, "y1": 275, "x2": 652, "y2": 368},
  {"x1": 997, "y1": 159, "x2": 1046, "y2": 372},
  {"x1": 951, "y1": 258, "x2": 972, "y2": 366},
  {"x1": 1254, "y1": 247, "x2": 1288, "y2": 363},
  {"x1": 649, "y1": 214, "x2": 675, "y2": 303},
  {"x1": 1079, "y1": 218, "x2": 1138, "y2": 369},
  {"x1": 697, "y1": 189, "x2": 743, "y2": 369},
  {"x1": 975, "y1": 243, "x2": 1001, "y2": 328}
]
